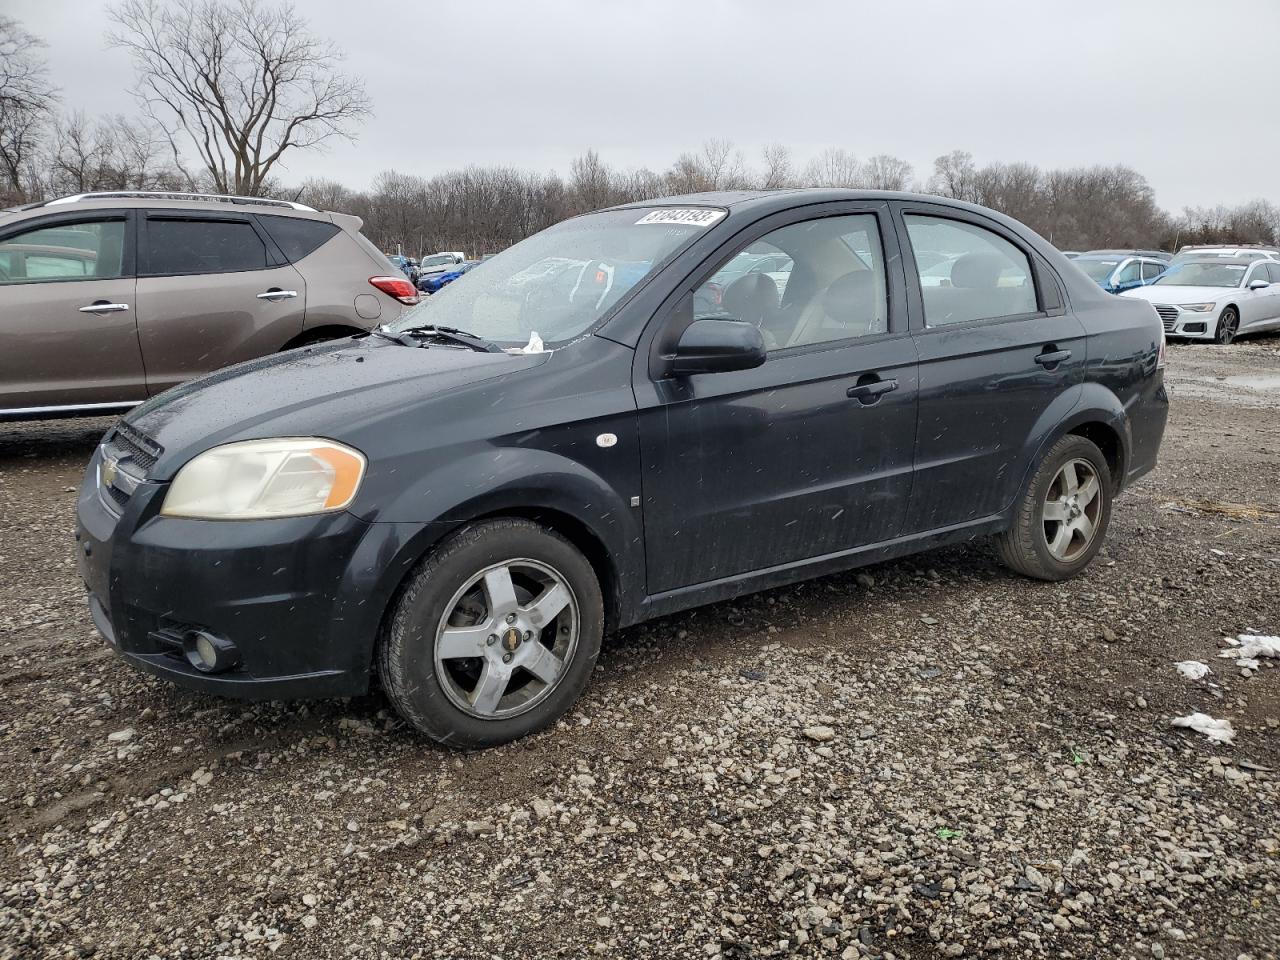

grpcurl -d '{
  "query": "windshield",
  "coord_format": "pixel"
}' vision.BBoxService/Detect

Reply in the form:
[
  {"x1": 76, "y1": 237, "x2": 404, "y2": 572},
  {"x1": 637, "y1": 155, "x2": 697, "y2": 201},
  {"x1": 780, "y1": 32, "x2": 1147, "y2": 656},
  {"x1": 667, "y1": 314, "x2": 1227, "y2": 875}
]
[
  {"x1": 1153, "y1": 262, "x2": 1247, "y2": 287},
  {"x1": 420, "y1": 254, "x2": 456, "y2": 268},
  {"x1": 1074, "y1": 258, "x2": 1119, "y2": 281},
  {"x1": 391, "y1": 207, "x2": 723, "y2": 345}
]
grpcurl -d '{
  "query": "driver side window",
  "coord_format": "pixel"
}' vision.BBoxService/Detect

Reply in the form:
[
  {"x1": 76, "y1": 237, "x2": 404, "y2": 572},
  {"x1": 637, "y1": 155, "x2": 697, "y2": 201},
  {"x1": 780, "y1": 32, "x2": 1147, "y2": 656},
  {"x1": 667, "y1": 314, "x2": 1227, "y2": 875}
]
[{"x1": 693, "y1": 214, "x2": 888, "y2": 351}]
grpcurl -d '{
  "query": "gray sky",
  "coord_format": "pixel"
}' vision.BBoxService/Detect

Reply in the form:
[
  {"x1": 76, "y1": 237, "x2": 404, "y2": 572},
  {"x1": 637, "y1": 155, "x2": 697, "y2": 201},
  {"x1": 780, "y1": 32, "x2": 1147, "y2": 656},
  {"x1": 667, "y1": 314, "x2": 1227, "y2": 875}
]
[{"x1": 11, "y1": 0, "x2": 1278, "y2": 211}]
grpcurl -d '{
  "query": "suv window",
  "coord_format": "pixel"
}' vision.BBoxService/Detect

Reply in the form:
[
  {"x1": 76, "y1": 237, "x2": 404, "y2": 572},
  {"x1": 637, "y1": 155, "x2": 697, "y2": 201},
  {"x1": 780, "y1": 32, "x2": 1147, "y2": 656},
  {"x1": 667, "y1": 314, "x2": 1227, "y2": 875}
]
[
  {"x1": 1267, "y1": 263, "x2": 1280, "y2": 284},
  {"x1": 1114, "y1": 260, "x2": 1142, "y2": 285},
  {"x1": 1246, "y1": 262, "x2": 1271, "y2": 286},
  {"x1": 0, "y1": 219, "x2": 127, "y2": 283},
  {"x1": 905, "y1": 215, "x2": 1036, "y2": 325},
  {"x1": 258, "y1": 215, "x2": 340, "y2": 262},
  {"x1": 144, "y1": 217, "x2": 267, "y2": 275},
  {"x1": 694, "y1": 214, "x2": 887, "y2": 350},
  {"x1": 1141, "y1": 260, "x2": 1166, "y2": 282}
]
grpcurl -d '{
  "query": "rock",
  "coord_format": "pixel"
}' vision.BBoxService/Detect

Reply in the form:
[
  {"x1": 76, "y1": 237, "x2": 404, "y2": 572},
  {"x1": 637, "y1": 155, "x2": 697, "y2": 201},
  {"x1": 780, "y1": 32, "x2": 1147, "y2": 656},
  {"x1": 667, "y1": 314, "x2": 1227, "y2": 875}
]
[
  {"x1": 802, "y1": 725, "x2": 836, "y2": 743},
  {"x1": 106, "y1": 728, "x2": 135, "y2": 744}
]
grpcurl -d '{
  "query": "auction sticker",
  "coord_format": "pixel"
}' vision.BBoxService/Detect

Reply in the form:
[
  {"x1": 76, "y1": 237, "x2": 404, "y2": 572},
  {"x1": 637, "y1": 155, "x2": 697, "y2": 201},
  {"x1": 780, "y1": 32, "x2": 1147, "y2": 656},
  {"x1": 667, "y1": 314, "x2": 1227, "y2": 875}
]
[{"x1": 635, "y1": 208, "x2": 726, "y2": 227}]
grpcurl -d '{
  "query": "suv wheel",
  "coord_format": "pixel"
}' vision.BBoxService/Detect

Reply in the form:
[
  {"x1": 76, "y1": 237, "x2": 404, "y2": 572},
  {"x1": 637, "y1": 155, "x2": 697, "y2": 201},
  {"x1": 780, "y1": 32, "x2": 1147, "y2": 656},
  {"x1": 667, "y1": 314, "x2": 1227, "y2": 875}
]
[
  {"x1": 378, "y1": 518, "x2": 603, "y2": 748},
  {"x1": 995, "y1": 435, "x2": 1112, "y2": 581}
]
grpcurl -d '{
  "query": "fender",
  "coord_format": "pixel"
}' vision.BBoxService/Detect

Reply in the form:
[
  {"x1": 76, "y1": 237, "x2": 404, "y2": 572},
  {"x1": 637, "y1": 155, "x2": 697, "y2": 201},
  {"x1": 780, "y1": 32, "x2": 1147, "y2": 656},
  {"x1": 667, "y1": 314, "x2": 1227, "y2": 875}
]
[
  {"x1": 361, "y1": 446, "x2": 646, "y2": 629},
  {"x1": 1012, "y1": 381, "x2": 1130, "y2": 510}
]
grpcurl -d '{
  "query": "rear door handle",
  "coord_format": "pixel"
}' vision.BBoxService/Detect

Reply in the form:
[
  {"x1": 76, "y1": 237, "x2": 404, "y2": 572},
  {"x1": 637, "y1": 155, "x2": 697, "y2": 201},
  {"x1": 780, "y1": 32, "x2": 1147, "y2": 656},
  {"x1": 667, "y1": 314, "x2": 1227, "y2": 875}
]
[
  {"x1": 847, "y1": 378, "x2": 898, "y2": 404},
  {"x1": 1035, "y1": 349, "x2": 1072, "y2": 367},
  {"x1": 257, "y1": 289, "x2": 298, "y2": 302},
  {"x1": 79, "y1": 301, "x2": 130, "y2": 314}
]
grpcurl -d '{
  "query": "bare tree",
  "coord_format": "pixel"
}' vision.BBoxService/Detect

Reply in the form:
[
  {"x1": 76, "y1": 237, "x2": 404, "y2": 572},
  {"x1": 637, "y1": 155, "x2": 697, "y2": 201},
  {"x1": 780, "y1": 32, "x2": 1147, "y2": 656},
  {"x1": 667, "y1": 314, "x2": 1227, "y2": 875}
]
[
  {"x1": 759, "y1": 143, "x2": 793, "y2": 189},
  {"x1": 928, "y1": 150, "x2": 981, "y2": 203},
  {"x1": 107, "y1": 0, "x2": 371, "y2": 196},
  {"x1": 802, "y1": 147, "x2": 862, "y2": 188},
  {"x1": 861, "y1": 154, "x2": 913, "y2": 191},
  {"x1": 0, "y1": 16, "x2": 59, "y2": 201}
]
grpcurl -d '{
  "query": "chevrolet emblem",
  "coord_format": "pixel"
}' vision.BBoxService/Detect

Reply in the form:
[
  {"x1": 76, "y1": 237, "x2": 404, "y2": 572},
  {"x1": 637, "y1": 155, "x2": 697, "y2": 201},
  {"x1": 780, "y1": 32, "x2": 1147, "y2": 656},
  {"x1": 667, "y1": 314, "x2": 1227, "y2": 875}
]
[{"x1": 101, "y1": 457, "x2": 120, "y2": 489}]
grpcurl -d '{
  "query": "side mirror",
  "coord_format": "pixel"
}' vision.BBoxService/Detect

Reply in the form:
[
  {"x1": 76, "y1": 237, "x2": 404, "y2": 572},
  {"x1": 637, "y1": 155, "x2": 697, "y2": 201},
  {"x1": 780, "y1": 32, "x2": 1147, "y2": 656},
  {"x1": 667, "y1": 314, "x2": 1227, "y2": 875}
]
[
  {"x1": 669, "y1": 318, "x2": 766, "y2": 376},
  {"x1": 1248, "y1": 278, "x2": 1270, "y2": 290}
]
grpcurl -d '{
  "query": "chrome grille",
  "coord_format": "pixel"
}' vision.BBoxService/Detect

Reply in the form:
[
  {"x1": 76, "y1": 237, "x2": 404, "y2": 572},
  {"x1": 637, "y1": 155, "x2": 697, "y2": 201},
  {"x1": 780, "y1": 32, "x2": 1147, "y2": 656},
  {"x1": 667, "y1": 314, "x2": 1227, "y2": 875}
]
[
  {"x1": 105, "y1": 421, "x2": 162, "y2": 474},
  {"x1": 1154, "y1": 304, "x2": 1178, "y2": 332}
]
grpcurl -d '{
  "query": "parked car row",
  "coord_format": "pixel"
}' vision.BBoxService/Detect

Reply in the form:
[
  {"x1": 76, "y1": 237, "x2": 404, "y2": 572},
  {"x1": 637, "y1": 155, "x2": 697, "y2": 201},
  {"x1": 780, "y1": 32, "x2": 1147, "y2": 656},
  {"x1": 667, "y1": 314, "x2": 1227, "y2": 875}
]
[
  {"x1": 1057, "y1": 242, "x2": 1280, "y2": 343},
  {"x1": 0, "y1": 191, "x2": 416, "y2": 421}
]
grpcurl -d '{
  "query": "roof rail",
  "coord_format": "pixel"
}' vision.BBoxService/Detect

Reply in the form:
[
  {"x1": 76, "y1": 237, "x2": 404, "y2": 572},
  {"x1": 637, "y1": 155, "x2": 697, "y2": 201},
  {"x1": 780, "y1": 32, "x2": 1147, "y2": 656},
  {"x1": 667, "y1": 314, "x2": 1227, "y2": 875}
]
[{"x1": 42, "y1": 191, "x2": 315, "y2": 212}]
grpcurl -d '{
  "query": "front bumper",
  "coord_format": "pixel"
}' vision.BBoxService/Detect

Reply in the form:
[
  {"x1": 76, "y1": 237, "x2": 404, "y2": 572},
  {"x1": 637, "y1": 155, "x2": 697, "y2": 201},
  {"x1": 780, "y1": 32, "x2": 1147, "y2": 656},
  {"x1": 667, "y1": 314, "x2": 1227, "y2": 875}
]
[
  {"x1": 1152, "y1": 303, "x2": 1217, "y2": 339},
  {"x1": 75, "y1": 446, "x2": 439, "y2": 700}
]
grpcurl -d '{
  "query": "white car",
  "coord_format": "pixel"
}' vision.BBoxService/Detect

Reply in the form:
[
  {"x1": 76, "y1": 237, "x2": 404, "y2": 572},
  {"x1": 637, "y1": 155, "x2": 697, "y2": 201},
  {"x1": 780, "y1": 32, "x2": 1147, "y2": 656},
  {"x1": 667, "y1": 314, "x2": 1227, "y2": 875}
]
[
  {"x1": 417, "y1": 251, "x2": 467, "y2": 277},
  {"x1": 1121, "y1": 256, "x2": 1280, "y2": 344}
]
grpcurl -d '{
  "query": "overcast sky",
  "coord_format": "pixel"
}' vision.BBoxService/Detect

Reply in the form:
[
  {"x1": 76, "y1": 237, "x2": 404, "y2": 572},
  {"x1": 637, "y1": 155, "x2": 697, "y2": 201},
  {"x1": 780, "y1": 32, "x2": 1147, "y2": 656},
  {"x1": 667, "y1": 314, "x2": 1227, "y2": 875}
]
[{"x1": 10, "y1": 0, "x2": 1278, "y2": 211}]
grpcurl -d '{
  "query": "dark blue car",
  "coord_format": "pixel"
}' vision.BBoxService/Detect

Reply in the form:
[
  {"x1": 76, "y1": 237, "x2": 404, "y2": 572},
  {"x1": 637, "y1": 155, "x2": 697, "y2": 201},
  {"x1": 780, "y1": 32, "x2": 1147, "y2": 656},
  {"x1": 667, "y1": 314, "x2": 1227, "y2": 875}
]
[{"x1": 419, "y1": 260, "x2": 477, "y2": 294}]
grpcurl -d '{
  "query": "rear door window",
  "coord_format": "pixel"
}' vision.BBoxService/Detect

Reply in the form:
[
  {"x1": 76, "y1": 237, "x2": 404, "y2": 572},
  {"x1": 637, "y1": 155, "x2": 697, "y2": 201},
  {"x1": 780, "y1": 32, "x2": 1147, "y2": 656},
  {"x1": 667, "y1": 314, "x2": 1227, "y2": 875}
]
[
  {"x1": 143, "y1": 217, "x2": 268, "y2": 275},
  {"x1": 0, "y1": 219, "x2": 128, "y2": 283},
  {"x1": 1141, "y1": 260, "x2": 1166, "y2": 282},
  {"x1": 1267, "y1": 262, "x2": 1280, "y2": 284},
  {"x1": 904, "y1": 214, "x2": 1037, "y2": 325}
]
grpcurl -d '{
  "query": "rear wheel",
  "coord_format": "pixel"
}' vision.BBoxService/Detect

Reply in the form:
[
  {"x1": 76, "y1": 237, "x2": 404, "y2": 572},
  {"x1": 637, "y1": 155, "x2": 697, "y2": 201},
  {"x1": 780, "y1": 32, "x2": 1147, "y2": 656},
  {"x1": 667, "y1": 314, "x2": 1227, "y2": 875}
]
[
  {"x1": 995, "y1": 435, "x2": 1112, "y2": 581},
  {"x1": 378, "y1": 518, "x2": 603, "y2": 749},
  {"x1": 1215, "y1": 307, "x2": 1239, "y2": 345}
]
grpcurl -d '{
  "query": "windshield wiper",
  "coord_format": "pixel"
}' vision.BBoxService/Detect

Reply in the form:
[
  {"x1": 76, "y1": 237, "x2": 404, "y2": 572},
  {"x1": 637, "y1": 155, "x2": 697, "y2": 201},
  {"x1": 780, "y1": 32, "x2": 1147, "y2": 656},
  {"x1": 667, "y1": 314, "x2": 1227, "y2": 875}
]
[
  {"x1": 395, "y1": 325, "x2": 503, "y2": 353},
  {"x1": 371, "y1": 327, "x2": 418, "y2": 347}
]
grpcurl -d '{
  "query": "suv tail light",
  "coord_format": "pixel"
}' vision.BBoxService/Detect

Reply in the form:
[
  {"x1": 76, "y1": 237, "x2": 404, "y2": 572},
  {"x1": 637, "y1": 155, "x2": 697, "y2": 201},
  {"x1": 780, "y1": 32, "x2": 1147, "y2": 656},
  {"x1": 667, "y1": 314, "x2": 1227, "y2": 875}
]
[
  {"x1": 1157, "y1": 332, "x2": 1167, "y2": 369},
  {"x1": 369, "y1": 276, "x2": 419, "y2": 305}
]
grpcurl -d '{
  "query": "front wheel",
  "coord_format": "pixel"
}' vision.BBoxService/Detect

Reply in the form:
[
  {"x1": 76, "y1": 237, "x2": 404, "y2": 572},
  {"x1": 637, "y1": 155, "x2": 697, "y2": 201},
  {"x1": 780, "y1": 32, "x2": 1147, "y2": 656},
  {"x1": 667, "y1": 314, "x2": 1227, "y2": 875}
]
[
  {"x1": 995, "y1": 435, "x2": 1112, "y2": 581},
  {"x1": 378, "y1": 518, "x2": 603, "y2": 749},
  {"x1": 1215, "y1": 307, "x2": 1239, "y2": 345}
]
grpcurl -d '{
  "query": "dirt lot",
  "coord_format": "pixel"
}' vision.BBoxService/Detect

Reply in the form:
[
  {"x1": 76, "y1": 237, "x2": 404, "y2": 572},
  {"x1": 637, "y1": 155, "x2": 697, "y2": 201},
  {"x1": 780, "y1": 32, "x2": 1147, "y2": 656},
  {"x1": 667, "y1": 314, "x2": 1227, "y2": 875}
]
[{"x1": 1, "y1": 340, "x2": 1278, "y2": 960}]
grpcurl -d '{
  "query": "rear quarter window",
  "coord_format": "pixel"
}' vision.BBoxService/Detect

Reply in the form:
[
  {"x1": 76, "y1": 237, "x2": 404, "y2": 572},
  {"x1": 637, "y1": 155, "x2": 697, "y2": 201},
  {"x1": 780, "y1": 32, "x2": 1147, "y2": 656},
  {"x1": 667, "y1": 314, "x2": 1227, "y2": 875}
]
[{"x1": 258, "y1": 215, "x2": 341, "y2": 262}]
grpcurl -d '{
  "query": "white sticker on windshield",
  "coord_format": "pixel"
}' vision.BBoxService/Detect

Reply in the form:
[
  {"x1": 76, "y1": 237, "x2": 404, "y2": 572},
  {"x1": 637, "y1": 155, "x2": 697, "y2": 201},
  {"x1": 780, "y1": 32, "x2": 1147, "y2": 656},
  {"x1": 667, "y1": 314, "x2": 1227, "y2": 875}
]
[{"x1": 635, "y1": 208, "x2": 726, "y2": 227}]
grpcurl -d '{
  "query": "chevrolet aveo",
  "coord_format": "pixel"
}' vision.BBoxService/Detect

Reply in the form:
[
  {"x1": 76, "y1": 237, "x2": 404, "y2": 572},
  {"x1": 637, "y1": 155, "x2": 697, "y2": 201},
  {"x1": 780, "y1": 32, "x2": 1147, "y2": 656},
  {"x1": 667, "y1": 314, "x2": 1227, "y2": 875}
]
[{"x1": 76, "y1": 190, "x2": 1169, "y2": 748}]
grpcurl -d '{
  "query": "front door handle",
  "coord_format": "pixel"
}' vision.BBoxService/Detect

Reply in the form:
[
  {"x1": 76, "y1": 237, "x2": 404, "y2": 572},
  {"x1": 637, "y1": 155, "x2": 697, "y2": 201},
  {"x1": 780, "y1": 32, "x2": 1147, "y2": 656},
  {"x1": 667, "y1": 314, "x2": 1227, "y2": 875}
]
[
  {"x1": 847, "y1": 377, "x2": 898, "y2": 404},
  {"x1": 79, "y1": 301, "x2": 130, "y2": 314},
  {"x1": 257, "y1": 289, "x2": 298, "y2": 302},
  {"x1": 1035, "y1": 348, "x2": 1072, "y2": 368}
]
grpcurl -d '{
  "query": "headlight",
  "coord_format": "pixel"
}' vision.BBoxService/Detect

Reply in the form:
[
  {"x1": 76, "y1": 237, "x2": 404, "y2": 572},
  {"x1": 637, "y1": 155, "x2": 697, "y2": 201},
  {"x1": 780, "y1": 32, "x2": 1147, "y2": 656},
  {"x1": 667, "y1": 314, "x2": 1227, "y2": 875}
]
[
  {"x1": 1177, "y1": 302, "x2": 1216, "y2": 312},
  {"x1": 161, "y1": 438, "x2": 366, "y2": 519}
]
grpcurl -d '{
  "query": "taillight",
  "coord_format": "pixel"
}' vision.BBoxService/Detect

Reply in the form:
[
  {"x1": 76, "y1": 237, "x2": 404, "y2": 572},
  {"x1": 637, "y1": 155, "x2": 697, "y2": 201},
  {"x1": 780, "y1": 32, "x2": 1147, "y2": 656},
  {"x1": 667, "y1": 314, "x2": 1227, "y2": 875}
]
[
  {"x1": 1157, "y1": 331, "x2": 1167, "y2": 369},
  {"x1": 369, "y1": 276, "x2": 419, "y2": 305}
]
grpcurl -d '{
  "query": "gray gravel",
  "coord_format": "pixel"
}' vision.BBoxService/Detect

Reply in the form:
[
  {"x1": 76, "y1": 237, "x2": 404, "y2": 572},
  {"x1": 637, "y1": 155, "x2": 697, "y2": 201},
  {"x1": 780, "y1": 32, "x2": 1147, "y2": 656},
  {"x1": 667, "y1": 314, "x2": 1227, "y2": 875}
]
[{"x1": 1, "y1": 339, "x2": 1279, "y2": 959}]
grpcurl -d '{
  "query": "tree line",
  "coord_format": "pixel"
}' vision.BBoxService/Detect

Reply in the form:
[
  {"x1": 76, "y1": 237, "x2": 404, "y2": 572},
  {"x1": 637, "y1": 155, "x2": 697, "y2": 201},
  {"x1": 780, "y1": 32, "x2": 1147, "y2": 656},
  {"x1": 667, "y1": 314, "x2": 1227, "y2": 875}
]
[
  {"x1": 298, "y1": 145, "x2": 1279, "y2": 259},
  {"x1": 3, "y1": 6, "x2": 1276, "y2": 260}
]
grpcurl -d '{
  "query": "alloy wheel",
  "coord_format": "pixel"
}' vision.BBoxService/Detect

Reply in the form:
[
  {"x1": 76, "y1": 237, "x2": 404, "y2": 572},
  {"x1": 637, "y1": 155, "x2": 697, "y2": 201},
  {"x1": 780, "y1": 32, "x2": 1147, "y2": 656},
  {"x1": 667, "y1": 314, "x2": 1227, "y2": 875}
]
[
  {"x1": 1042, "y1": 458, "x2": 1103, "y2": 561},
  {"x1": 433, "y1": 559, "x2": 579, "y2": 720},
  {"x1": 1217, "y1": 309, "x2": 1238, "y2": 345}
]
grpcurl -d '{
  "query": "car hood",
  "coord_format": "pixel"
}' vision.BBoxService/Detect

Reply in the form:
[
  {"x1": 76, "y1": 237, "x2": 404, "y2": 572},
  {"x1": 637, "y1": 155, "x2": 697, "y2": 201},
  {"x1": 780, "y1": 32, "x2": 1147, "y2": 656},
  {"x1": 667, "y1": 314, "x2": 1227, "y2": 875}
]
[
  {"x1": 1121, "y1": 285, "x2": 1231, "y2": 304},
  {"x1": 120, "y1": 337, "x2": 548, "y2": 479}
]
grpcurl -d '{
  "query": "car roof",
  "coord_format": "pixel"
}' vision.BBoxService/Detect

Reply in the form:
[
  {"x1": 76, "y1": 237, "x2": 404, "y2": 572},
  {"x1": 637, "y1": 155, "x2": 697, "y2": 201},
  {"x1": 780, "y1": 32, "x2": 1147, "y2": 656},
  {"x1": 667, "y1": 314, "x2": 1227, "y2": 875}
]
[{"x1": 2, "y1": 192, "x2": 337, "y2": 223}]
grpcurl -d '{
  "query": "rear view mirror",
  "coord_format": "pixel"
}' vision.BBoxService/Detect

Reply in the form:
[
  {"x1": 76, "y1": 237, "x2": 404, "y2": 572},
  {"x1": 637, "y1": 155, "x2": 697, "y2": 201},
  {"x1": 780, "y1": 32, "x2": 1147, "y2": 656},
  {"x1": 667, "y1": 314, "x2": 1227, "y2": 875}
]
[
  {"x1": 1248, "y1": 279, "x2": 1270, "y2": 290},
  {"x1": 669, "y1": 319, "x2": 766, "y2": 376}
]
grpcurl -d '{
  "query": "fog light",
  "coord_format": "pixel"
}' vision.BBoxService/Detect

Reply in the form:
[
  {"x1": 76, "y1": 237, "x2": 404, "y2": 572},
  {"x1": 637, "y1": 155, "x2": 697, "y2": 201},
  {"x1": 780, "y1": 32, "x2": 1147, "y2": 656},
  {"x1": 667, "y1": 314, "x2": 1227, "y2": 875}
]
[{"x1": 182, "y1": 629, "x2": 240, "y2": 674}]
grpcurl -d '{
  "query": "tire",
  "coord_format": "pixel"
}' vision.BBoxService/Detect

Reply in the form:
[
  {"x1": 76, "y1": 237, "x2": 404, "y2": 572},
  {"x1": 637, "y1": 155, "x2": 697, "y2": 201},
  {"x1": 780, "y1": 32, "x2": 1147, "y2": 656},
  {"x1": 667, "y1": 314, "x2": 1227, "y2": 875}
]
[
  {"x1": 378, "y1": 518, "x2": 603, "y2": 749},
  {"x1": 1215, "y1": 307, "x2": 1239, "y2": 345},
  {"x1": 995, "y1": 435, "x2": 1112, "y2": 582}
]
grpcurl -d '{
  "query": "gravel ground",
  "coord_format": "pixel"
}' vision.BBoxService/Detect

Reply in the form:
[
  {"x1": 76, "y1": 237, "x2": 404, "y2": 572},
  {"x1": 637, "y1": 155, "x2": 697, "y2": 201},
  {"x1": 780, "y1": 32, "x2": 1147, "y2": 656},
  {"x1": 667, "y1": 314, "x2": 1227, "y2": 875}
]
[{"x1": 1, "y1": 339, "x2": 1278, "y2": 960}]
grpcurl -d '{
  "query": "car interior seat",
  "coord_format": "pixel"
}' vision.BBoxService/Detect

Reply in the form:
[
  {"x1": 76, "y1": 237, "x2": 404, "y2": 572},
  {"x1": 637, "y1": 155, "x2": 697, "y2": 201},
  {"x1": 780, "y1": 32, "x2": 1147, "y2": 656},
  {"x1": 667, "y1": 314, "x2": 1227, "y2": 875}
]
[
  {"x1": 721, "y1": 272, "x2": 780, "y2": 329},
  {"x1": 786, "y1": 270, "x2": 883, "y2": 347}
]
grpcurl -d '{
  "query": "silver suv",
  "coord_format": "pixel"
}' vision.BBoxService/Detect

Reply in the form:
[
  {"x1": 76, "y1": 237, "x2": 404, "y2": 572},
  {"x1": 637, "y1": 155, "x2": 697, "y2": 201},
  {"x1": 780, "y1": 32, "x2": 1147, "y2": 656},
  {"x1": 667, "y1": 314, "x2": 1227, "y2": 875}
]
[{"x1": 0, "y1": 191, "x2": 417, "y2": 421}]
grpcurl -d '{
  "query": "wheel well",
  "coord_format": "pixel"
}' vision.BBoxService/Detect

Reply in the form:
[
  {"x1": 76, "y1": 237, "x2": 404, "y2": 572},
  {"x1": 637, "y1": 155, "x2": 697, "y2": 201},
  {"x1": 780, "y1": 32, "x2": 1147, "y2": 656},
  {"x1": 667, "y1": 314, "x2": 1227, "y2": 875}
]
[
  {"x1": 1068, "y1": 422, "x2": 1123, "y2": 485},
  {"x1": 280, "y1": 325, "x2": 366, "y2": 351}
]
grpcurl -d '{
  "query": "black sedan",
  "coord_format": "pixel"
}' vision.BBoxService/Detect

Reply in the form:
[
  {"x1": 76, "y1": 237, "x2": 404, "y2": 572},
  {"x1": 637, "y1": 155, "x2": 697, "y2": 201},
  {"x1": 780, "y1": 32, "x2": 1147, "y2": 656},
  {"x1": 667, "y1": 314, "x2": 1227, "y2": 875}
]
[{"x1": 77, "y1": 190, "x2": 1169, "y2": 748}]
